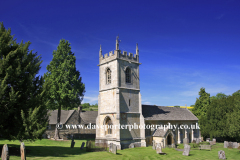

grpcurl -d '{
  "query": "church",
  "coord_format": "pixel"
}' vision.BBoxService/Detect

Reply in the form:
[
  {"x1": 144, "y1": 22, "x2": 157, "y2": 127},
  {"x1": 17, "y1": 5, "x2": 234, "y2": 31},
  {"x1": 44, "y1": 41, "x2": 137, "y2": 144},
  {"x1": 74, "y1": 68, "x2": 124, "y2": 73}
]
[{"x1": 95, "y1": 37, "x2": 200, "y2": 149}]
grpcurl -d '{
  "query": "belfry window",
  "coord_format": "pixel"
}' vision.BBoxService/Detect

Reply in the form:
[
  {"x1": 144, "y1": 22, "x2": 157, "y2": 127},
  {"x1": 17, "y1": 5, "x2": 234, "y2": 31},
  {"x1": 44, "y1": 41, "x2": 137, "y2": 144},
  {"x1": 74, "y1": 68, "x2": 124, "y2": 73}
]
[
  {"x1": 125, "y1": 67, "x2": 131, "y2": 83},
  {"x1": 106, "y1": 68, "x2": 111, "y2": 84},
  {"x1": 105, "y1": 117, "x2": 112, "y2": 135}
]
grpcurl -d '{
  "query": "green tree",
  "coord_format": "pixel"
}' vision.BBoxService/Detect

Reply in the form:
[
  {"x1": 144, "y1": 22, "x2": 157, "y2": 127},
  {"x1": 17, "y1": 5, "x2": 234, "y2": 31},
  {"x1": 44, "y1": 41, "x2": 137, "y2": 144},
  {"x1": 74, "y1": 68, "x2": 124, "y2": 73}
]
[
  {"x1": 232, "y1": 90, "x2": 240, "y2": 97},
  {"x1": 44, "y1": 39, "x2": 85, "y2": 139},
  {"x1": 226, "y1": 95, "x2": 240, "y2": 141},
  {"x1": 192, "y1": 88, "x2": 210, "y2": 118},
  {"x1": 0, "y1": 22, "x2": 48, "y2": 141},
  {"x1": 192, "y1": 88, "x2": 210, "y2": 138},
  {"x1": 210, "y1": 92, "x2": 228, "y2": 102}
]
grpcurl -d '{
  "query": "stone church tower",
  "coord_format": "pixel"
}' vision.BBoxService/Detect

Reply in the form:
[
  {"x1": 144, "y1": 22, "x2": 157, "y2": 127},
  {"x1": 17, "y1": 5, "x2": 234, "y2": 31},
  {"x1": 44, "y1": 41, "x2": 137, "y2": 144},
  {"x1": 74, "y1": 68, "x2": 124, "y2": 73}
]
[{"x1": 95, "y1": 36, "x2": 146, "y2": 149}]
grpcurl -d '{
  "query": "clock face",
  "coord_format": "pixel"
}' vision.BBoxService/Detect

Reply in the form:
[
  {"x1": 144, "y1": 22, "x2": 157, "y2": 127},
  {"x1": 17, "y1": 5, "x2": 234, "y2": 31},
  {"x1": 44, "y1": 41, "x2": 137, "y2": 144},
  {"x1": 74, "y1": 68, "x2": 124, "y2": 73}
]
[{"x1": 121, "y1": 113, "x2": 127, "y2": 120}]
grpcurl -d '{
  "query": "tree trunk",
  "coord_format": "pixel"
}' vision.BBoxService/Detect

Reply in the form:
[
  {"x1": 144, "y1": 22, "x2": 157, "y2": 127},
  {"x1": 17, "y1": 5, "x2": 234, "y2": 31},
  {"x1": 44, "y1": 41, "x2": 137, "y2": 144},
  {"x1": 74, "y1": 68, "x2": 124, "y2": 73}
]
[{"x1": 54, "y1": 106, "x2": 61, "y2": 140}]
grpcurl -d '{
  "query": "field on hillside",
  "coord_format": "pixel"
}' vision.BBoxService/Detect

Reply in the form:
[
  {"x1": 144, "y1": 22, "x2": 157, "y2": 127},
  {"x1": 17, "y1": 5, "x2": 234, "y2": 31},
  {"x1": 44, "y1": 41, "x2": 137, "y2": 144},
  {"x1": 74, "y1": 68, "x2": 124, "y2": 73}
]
[{"x1": 1, "y1": 139, "x2": 239, "y2": 160}]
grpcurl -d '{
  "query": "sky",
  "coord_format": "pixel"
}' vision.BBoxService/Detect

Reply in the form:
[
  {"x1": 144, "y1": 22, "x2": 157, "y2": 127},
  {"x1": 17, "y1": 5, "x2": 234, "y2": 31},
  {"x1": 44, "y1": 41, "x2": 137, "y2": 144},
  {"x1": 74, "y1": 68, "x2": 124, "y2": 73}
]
[{"x1": 1, "y1": 0, "x2": 240, "y2": 106}]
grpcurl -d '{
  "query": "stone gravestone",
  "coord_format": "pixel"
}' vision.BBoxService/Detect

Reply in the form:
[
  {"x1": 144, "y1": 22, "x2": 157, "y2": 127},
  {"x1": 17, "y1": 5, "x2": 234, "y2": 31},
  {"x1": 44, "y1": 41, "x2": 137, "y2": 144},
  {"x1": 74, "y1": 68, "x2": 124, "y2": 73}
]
[
  {"x1": 182, "y1": 144, "x2": 190, "y2": 156},
  {"x1": 218, "y1": 150, "x2": 226, "y2": 159},
  {"x1": 129, "y1": 143, "x2": 134, "y2": 148},
  {"x1": 155, "y1": 143, "x2": 163, "y2": 154},
  {"x1": 209, "y1": 141, "x2": 214, "y2": 145},
  {"x1": 206, "y1": 138, "x2": 210, "y2": 142},
  {"x1": 196, "y1": 138, "x2": 200, "y2": 144},
  {"x1": 71, "y1": 138, "x2": 75, "y2": 148},
  {"x1": 20, "y1": 142, "x2": 26, "y2": 160},
  {"x1": 109, "y1": 143, "x2": 113, "y2": 152},
  {"x1": 224, "y1": 141, "x2": 228, "y2": 148},
  {"x1": 183, "y1": 138, "x2": 189, "y2": 145},
  {"x1": 112, "y1": 144, "x2": 117, "y2": 154},
  {"x1": 134, "y1": 142, "x2": 141, "y2": 147},
  {"x1": 233, "y1": 142, "x2": 238, "y2": 148},
  {"x1": 228, "y1": 142, "x2": 233, "y2": 149},
  {"x1": 80, "y1": 142, "x2": 85, "y2": 150},
  {"x1": 152, "y1": 140, "x2": 155, "y2": 150},
  {"x1": 1, "y1": 144, "x2": 9, "y2": 160},
  {"x1": 212, "y1": 138, "x2": 216, "y2": 144}
]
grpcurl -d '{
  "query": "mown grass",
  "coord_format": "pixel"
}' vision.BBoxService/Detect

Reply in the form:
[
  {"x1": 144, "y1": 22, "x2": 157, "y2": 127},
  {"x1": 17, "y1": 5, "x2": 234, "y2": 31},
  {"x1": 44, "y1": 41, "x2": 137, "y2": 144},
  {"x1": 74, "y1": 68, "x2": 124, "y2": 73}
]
[{"x1": 0, "y1": 139, "x2": 239, "y2": 160}]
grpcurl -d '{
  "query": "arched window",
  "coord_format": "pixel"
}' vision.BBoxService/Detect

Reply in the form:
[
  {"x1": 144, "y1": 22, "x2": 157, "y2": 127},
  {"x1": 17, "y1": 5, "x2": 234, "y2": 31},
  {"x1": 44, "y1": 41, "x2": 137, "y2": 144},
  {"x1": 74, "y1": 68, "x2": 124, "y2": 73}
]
[
  {"x1": 125, "y1": 67, "x2": 131, "y2": 83},
  {"x1": 105, "y1": 117, "x2": 112, "y2": 135},
  {"x1": 106, "y1": 68, "x2": 111, "y2": 84}
]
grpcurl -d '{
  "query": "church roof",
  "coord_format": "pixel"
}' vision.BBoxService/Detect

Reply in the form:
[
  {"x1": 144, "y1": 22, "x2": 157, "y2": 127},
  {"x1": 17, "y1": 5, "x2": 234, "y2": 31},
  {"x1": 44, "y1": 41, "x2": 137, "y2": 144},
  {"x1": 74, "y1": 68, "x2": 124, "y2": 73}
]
[
  {"x1": 142, "y1": 105, "x2": 198, "y2": 121},
  {"x1": 152, "y1": 128, "x2": 169, "y2": 137},
  {"x1": 48, "y1": 110, "x2": 98, "y2": 125},
  {"x1": 80, "y1": 111, "x2": 98, "y2": 124},
  {"x1": 48, "y1": 110, "x2": 75, "y2": 124}
]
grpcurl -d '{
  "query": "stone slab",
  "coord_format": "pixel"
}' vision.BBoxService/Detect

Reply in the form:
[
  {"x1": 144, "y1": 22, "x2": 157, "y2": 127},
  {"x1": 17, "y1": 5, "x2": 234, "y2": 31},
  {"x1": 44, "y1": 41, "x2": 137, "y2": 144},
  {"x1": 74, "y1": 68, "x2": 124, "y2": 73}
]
[
  {"x1": 156, "y1": 143, "x2": 162, "y2": 154},
  {"x1": 112, "y1": 144, "x2": 117, "y2": 154},
  {"x1": 233, "y1": 142, "x2": 238, "y2": 148},
  {"x1": 196, "y1": 138, "x2": 200, "y2": 144},
  {"x1": 224, "y1": 141, "x2": 228, "y2": 148},
  {"x1": 209, "y1": 141, "x2": 214, "y2": 145},
  {"x1": 109, "y1": 143, "x2": 113, "y2": 152},
  {"x1": 134, "y1": 142, "x2": 141, "y2": 147},
  {"x1": 182, "y1": 144, "x2": 190, "y2": 156},
  {"x1": 129, "y1": 143, "x2": 134, "y2": 148},
  {"x1": 218, "y1": 150, "x2": 226, "y2": 159},
  {"x1": 152, "y1": 140, "x2": 155, "y2": 150},
  {"x1": 228, "y1": 142, "x2": 233, "y2": 149},
  {"x1": 183, "y1": 138, "x2": 189, "y2": 145},
  {"x1": 1, "y1": 144, "x2": 9, "y2": 160}
]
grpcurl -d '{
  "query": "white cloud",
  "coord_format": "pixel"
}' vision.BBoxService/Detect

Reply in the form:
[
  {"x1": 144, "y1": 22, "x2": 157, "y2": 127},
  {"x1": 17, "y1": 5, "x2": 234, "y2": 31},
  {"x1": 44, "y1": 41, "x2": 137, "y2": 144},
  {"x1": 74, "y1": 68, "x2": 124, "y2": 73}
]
[{"x1": 82, "y1": 96, "x2": 98, "y2": 104}]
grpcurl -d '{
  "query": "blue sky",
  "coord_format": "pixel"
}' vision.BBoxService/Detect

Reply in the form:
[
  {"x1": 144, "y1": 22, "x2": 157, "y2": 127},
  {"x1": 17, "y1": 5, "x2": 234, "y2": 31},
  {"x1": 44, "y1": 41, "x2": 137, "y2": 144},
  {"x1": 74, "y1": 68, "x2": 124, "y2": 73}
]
[{"x1": 1, "y1": 0, "x2": 240, "y2": 106}]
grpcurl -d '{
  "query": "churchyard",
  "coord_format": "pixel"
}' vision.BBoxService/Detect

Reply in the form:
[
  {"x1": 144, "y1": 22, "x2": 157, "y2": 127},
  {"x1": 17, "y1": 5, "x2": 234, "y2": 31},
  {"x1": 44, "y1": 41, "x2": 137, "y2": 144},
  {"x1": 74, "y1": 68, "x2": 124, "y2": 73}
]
[{"x1": 1, "y1": 139, "x2": 240, "y2": 160}]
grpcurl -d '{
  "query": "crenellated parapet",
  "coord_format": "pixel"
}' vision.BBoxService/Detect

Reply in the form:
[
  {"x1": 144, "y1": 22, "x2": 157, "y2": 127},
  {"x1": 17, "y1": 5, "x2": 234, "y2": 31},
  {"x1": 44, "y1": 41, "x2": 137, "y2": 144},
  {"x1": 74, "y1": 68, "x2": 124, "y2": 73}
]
[
  {"x1": 118, "y1": 51, "x2": 139, "y2": 62},
  {"x1": 99, "y1": 36, "x2": 139, "y2": 65},
  {"x1": 99, "y1": 50, "x2": 139, "y2": 65}
]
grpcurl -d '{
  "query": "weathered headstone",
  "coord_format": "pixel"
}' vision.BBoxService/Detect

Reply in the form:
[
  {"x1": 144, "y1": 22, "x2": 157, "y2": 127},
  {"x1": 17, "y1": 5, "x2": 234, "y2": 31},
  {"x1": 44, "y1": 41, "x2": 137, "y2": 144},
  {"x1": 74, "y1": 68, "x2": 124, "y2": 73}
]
[
  {"x1": 233, "y1": 142, "x2": 238, "y2": 148},
  {"x1": 112, "y1": 144, "x2": 117, "y2": 154},
  {"x1": 209, "y1": 141, "x2": 214, "y2": 145},
  {"x1": 196, "y1": 138, "x2": 200, "y2": 144},
  {"x1": 156, "y1": 143, "x2": 162, "y2": 154},
  {"x1": 71, "y1": 138, "x2": 75, "y2": 148},
  {"x1": 212, "y1": 138, "x2": 216, "y2": 144},
  {"x1": 206, "y1": 138, "x2": 210, "y2": 142},
  {"x1": 218, "y1": 150, "x2": 226, "y2": 159},
  {"x1": 1, "y1": 144, "x2": 9, "y2": 160},
  {"x1": 182, "y1": 144, "x2": 190, "y2": 156},
  {"x1": 183, "y1": 138, "x2": 189, "y2": 145},
  {"x1": 80, "y1": 142, "x2": 85, "y2": 150},
  {"x1": 224, "y1": 141, "x2": 228, "y2": 148},
  {"x1": 152, "y1": 140, "x2": 155, "y2": 150},
  {"x1": 20, "y1": 142, "x2": 26, "y2": 160},
  {"x1": 109, "y1": 143, "x2": 113, "y2": 152},
  {"x1": 228, "y1": 142, "x2": 233, "y2": 149},
  {"x1": 129, "y1": 143, "x2": 134, "y2": 148},
  {"x1": 134, "y1": 142, "x2": 141, "y2": 147}
]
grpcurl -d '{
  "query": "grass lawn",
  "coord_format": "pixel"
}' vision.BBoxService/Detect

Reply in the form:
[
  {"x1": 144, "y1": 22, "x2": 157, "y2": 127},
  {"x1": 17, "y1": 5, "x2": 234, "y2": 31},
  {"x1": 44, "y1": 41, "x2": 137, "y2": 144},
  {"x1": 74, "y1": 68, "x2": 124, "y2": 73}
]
[{"x1": 1, "y1": 139, "x2": 239, "y2": 160}]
